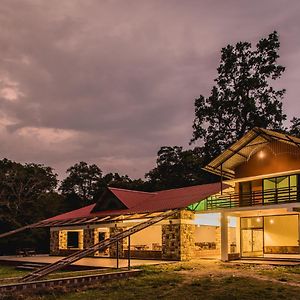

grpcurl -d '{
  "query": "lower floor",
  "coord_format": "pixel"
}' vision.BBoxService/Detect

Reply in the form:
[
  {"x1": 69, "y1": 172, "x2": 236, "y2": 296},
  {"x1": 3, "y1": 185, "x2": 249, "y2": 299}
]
[{"x1": 48, "y1": 207, "x2": 300, "y2": 262}]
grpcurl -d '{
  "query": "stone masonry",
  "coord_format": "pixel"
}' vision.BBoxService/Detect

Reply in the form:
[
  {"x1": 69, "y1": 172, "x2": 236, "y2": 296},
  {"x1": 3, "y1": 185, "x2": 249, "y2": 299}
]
[
  {"x1": 50, "y1": 230, "x2": 60, "y2": 255},
  {"x1": 109, "y1": 226, "x2": 127, "y2": 258},
  {"x1": 162, "y1": 209, "x2": 195, "y2": 260}
]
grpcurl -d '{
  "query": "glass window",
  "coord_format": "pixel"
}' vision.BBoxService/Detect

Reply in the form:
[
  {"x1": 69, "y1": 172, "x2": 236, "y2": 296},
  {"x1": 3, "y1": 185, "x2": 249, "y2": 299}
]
[
  {"x1": 276, "y1": 176, "x2": 289, "y2": 189},
  {"x1": 290, "y1": 175, "x2": 297, "y2": 187},
  {"x1": 264, "y1": 215, "x2": 299, "y2": 254},
  {"x1": 241, "y1": 217, "x2": 263, "y2": 229},
  {"x1": 263, "y1": 178, "x2": 276, "y2": 203}
]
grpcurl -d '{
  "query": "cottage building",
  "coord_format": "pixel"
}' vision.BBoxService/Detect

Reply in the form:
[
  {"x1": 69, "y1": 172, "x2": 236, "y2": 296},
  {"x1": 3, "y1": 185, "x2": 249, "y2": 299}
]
[{"x1": 35, "y1": 127, "x2": 300, "y2": 261}]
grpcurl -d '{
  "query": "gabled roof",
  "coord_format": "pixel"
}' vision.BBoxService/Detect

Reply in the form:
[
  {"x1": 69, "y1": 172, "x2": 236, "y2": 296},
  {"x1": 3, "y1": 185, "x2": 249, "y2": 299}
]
[
  {"x1": 46, "y1": 182, "x2": 224, "y2": 223},
  {"x1": 203, "y1": 127, "x2": 300, "y2": 179}
]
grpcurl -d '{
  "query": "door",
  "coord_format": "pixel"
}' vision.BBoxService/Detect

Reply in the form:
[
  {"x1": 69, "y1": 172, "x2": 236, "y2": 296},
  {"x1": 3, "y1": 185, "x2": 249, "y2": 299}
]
[{"x1": 241, "y1": 229, "x2": 263, "y2": 257}]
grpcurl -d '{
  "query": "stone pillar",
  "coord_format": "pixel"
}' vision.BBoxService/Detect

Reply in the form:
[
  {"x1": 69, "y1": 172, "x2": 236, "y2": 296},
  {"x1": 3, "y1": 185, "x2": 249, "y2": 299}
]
[
  {"x1": 220, "y1": 212, "x2": 228, "y2": 261},
  {"x1": 50, "y1": 230, "x2": 60, "y2": 255},
  {"x1": 109, "y1": 226, "x2": 127, "y2": 258},
  {"x1": 83, "y1": 228, "x2": 97, "y2": 256},
  {"x1": 162, "y1": 210, "x2": 195, "y2": 261}
]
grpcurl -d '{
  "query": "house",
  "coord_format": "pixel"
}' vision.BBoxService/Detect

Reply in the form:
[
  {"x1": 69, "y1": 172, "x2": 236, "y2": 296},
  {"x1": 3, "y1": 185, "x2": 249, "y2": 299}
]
[{"x1": 46, "y1": 127, "x2": 300, "y2": 261}]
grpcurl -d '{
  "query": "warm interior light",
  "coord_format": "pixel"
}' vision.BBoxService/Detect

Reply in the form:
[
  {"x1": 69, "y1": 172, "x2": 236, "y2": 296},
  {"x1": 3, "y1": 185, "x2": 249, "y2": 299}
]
[
  {"x1": 270, "y1": 219, "x2": 274, "y2": 224},
  {"x1": 256, "y1": 217, "x2": 261, "y2": 222},
  {"x1": 258, "y1": 151, "x2": 265, "y2": 159}
]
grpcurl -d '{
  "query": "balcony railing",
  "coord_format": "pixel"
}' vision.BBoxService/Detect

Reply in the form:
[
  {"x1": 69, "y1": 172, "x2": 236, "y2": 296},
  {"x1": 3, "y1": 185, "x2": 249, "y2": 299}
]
[{"x1": 205, "y1": 186, "x2": 299, "y2": 210}]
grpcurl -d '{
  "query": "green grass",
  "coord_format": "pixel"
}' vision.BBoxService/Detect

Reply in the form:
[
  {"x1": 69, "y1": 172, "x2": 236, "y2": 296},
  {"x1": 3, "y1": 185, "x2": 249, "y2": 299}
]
[
  {"x1": 1, "y1": 261, "x2": 300, "y2": 300},
  {"x1": 0, "y1": 265, "x2": 28, "y2": 279}
]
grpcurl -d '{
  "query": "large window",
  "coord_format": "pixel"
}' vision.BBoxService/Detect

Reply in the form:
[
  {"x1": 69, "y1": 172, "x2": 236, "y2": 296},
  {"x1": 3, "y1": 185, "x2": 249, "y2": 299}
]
[
  {"x1": 264, "y1": 215, "x2": 299, "y2": 254},
  {"x1": 263, "y1": 174, "x2": 298, "y2": 203},
  {"x1": 241, "y1": 215, "x2": 300, "y2": 257}
]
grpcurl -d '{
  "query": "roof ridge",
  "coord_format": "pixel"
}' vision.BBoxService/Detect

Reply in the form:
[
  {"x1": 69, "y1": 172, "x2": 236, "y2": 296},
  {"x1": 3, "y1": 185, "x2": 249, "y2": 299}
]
[
  {"x1": 156, "y1": 182, "x2": 220, "y2": 193},
  {"x1": 108, "y1": 187, "x2": 157, "y2": 195}
]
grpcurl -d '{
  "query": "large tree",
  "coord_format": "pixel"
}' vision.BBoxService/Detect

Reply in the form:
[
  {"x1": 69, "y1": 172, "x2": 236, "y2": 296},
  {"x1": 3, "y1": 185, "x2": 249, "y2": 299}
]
[
  {"x1": 0, "y1": 158, "x2": 59, "y2": 254},
  {"x1": 145, "y1": 146, "x2": 216, "y2": 190},
  {"x1": 191, "y1": 31, "x2": 286, "y2": 159},
  {"x1": 59, "y1": 161, "x2": 103, "y2": 205}
]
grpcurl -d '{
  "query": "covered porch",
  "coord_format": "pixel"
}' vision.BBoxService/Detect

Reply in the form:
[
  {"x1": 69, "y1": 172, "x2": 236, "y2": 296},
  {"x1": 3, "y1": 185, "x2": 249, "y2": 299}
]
[{"x1": 216, "y1": 204, "x2": 300, "y2": 261}]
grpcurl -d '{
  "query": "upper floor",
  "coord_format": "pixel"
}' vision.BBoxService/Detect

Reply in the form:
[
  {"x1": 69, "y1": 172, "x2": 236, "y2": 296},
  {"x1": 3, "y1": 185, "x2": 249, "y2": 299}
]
[{"x1": 192, "y1": 128, "x2": 300, "y2": 212}]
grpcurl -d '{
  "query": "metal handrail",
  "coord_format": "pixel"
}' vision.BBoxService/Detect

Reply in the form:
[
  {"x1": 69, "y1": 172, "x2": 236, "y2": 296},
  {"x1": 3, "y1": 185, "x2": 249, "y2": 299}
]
[{"x1": 206, "y1": 186, "x2": 299, "y2": 210}]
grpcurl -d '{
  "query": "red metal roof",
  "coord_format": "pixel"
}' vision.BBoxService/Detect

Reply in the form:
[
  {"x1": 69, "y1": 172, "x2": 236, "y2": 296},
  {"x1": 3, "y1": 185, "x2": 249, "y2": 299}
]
[{"x1": 48, "y1": 182, "x2": 223, "y2": 222}]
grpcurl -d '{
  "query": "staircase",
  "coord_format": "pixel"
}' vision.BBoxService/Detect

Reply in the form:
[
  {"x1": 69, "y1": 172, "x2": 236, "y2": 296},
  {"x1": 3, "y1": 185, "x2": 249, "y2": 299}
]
[
  {"x1": 21, "y1": 209, "x2": 177, "y2": 282},
  {"x1": 16, "y1": 262, "x2": 46, "y2": 271}
]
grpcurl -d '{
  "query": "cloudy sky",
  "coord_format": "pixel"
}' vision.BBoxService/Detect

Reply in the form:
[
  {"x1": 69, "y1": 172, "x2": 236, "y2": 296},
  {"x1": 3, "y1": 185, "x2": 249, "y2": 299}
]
[{"x1": 0, "y1": 0, "x2": 300, "y2": 179}]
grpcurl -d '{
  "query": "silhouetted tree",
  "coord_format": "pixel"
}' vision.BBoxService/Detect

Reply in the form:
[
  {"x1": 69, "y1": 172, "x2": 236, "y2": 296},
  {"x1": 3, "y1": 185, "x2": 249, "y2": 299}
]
[
  {"x1": 289, "y1": 117, "x2": 300, "y2": 137},
  {"x1": 191, "y1": 31, "x2": 286, "y2": 159},
  {"x1": 145, "y1": 146, "x2": 216, "y2": 190},
  {"x1": 59, "y1": 161, "x2": 103, "y2": 204},
  {"x1": 0, "y1": 158, "x2": 59, "y2": 254}
]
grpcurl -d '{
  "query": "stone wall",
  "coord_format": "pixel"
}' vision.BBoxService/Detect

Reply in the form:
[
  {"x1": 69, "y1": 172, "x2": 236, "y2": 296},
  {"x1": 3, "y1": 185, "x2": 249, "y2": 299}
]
[
  {"x1": 50, "y1": 230, "x2": 59, "y2": 255},
  {"x1": 109, "y1": 227, "x2": 127, "y2": 258},
  {"x1": 83, "y1": 228, "x2": 97, "y2": 257},
  {"x1": 162, "y1": 210, "x2": 195, "y2": 261}
]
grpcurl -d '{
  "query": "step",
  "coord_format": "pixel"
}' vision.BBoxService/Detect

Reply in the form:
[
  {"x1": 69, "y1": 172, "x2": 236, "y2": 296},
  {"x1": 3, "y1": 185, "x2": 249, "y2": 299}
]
[
  {"x1": 16, "y1": 266, "x2": 37, "y2": 271},
  {"x1": 22, "y1": 263, "x2": 46, "y2": 267}
]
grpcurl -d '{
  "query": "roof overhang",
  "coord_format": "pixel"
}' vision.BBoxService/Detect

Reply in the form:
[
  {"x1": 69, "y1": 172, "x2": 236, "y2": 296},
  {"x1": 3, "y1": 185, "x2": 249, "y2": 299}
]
[{"x1": 203, "y1": 127, "x2": 300, "y2": 179}]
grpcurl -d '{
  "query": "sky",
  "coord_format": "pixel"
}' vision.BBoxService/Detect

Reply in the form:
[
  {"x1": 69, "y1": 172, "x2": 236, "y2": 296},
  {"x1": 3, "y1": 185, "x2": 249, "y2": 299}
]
[{"x1": 1, "y1": 0, "x2": 300, "y2": 180}]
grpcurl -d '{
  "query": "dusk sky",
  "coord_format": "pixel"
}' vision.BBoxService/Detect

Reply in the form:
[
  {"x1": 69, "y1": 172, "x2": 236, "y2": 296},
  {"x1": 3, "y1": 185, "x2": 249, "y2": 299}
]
[{"x1": 1, "y1": 0, "x2": 300, "y2": 180}]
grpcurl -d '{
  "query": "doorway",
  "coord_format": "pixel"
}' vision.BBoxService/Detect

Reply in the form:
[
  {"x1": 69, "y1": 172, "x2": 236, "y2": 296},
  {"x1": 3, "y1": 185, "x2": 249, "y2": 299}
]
[{"x1": 241, "y1": 228, "x2": 263, "y2": 257}]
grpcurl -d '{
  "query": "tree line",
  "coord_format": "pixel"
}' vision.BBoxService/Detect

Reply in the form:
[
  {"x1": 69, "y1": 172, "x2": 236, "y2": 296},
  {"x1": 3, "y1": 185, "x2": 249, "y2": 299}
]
[{"x1": 1, "y1": 31, "x2": 299, "y2": 254}]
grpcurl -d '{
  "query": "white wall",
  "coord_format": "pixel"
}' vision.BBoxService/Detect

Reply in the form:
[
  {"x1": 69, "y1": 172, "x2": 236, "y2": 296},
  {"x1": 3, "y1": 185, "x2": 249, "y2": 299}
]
[
  {"x1": 130, "y1": 225, "x2": 162, "y2": 249},
  {"x1": 195, "y1": 225, "x2": 217, "y2": 243}
]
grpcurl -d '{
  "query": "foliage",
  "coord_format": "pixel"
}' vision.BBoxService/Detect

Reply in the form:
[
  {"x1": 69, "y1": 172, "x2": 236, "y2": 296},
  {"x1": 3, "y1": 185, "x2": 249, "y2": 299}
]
[
  {"x1": 191, "y1": 31, "x2": 286, "y2": 159},
  {"x1": 145, "y1": 146, "x2": 216, "y2": 190},
  {"x1": 289, "y1": 117, "x2": 300, "y2": 137},
  {"x1": 0, "y1": 158, "x2": 60, "y2": 254},
  {"x1": 103, "y1": 173, "x2": 146, "y2": 191},
  {"x1": 59, "y1": 162, "x2": 104, "y2": 205}
]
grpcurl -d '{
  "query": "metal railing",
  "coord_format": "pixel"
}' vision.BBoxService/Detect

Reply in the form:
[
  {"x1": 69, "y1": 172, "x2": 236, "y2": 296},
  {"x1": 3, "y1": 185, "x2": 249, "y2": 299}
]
[{"x1": 206, "y1": 186, "x2": 299, "y2": 210}]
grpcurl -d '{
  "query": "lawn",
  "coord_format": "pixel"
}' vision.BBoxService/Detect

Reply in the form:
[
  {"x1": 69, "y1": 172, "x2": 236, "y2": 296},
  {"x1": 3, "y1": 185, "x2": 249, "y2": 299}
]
[
  {"x1": 0, "y1": 265, "x2": 28, "y2": 279},
  {"x1": 2, "y1": 260, "x2": 300, "y2": 300}
]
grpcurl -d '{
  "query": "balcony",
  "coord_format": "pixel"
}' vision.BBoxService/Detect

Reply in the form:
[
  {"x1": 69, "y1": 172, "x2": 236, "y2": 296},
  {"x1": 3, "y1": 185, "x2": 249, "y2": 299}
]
[{"x1": 203, "y1": 186, "x2": 299, "y2": 211}]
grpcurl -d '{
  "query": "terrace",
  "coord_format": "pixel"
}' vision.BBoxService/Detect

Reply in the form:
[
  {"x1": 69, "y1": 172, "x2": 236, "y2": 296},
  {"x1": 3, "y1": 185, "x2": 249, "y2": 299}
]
[{"x1": 191, "y1": 186, "x2": 300, "y2": 211}]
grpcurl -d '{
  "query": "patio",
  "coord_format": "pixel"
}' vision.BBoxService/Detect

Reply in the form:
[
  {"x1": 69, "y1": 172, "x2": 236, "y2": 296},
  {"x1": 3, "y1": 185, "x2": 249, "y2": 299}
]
[{"x1": 0, "y1": 255, "x2": 173, "y2": 269}]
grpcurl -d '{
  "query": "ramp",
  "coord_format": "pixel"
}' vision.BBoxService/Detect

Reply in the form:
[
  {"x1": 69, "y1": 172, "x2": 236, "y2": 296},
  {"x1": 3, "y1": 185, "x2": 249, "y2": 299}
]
[{"x1": 21, "y1": 209, "x2": 177, "y2": 282}]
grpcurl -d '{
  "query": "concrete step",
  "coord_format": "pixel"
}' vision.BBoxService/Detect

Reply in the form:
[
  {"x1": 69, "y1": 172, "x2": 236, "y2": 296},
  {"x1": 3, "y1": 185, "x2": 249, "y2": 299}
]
[
  {"x1": 16, "y1": 265, "x2": 37, "y2": 270},
  {"x1": 15, "y1": 262, "x2": 47, "y2": 271}
]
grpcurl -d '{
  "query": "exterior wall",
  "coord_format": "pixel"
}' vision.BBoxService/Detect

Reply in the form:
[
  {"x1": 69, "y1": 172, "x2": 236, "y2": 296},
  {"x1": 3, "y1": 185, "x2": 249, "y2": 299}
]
[
  {"x1": 235, "y1": 140, "x2": 300, "y2": 179},
  {"x1": 83, "y1": 228, "x2": 97, "y2": 257},
  {"x1": 162, "y1": 210, "x2": 195, "y2": 261},
  {"x1": 109, "y1": 227, "x2": 127, "y2": 258},
  {"x1": 50, "y1": 230, "x2": 60, "y2": 255}
]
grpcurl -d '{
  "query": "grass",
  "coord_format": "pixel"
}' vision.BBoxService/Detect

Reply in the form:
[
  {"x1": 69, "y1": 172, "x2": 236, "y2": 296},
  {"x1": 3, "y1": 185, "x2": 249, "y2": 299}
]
[
  {"x1": 2, "y1": 261, "x2": 300, "y2": 300},
  {"x1": 0, "y1": 265, "x2": 28, "y2": 279}
]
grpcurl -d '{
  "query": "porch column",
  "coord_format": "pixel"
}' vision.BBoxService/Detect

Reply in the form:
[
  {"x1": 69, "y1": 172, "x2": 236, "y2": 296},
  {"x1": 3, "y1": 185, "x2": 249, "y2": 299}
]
[{"x1": 220, "y1": 212, "x2": 228, "y2": 261}]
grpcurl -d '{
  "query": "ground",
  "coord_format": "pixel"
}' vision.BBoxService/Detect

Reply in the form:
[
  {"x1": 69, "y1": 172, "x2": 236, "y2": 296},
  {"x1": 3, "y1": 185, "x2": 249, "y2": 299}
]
[{"x1": 2, "y1": 260, "x2": 300, "y2": 299}]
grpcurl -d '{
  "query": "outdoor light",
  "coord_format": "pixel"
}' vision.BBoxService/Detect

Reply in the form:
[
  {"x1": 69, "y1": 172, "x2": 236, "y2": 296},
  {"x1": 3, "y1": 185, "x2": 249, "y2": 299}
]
[{"x1": 258, "y1": 151, "x2": 265, "y2": 159}]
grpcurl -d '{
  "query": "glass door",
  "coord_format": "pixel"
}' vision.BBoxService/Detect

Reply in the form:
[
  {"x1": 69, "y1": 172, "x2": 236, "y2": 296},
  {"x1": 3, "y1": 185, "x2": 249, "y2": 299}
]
[{"x1": 241, "y1": 228, "x2": 263, "y2": 257}]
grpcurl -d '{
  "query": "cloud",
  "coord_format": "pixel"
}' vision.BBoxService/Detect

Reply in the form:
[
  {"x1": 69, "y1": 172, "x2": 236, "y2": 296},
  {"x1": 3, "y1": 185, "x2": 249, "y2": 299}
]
[{"x1": 0, "y1": 0, "x2": 300, "y2": 179}]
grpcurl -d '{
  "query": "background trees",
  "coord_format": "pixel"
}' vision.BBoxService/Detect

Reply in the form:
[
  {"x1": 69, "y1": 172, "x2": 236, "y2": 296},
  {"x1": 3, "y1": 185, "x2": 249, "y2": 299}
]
[
  {"x1": 0, "y1": 159, "x2": 60, "y2": 254},
  {"x1": 145, "y1": 146, "x2": 216, "y2": 190},
  {"x1": 59, "y1": 162, "x2": 104, "y2": 207},
  {"x1": 191, "y1": 31, "x2": 287, "y2": 159}
]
